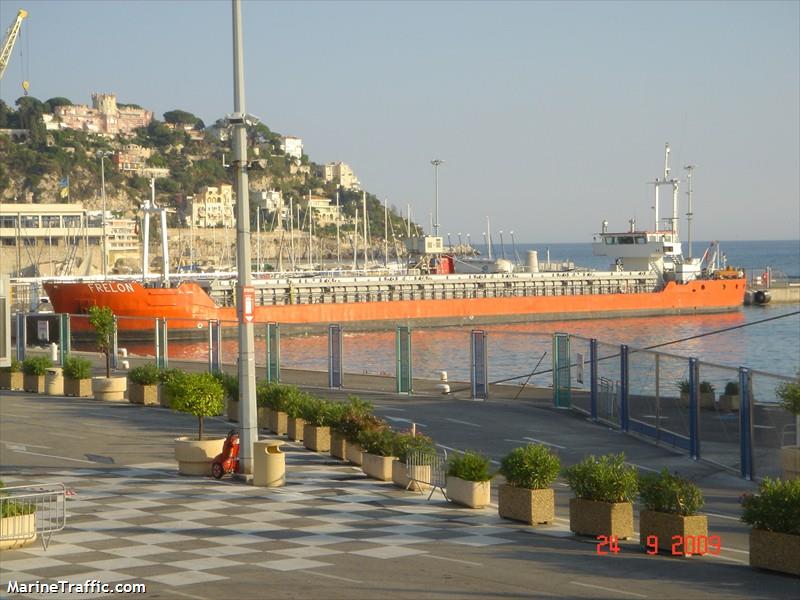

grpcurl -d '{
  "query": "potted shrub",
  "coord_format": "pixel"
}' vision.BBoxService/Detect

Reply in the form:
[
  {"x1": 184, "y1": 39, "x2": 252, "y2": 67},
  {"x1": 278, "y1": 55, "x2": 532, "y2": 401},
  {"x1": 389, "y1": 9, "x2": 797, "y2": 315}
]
[
  {"x1": 777, "y1": 377, "x2": 800, "y2": 479},
  {"x1": 359, "y1": 427, "x2": 398, "y2": 481},
  {"x1": 63, "y1": 355, "x2": 93, "y2": 397},
  {"x1": 0, "y1": 480, "x2": 37, "y2": 550},
  {"x1": 719, "y1": 381, "x2": 740, "y2": 412},
  {"x1": 446, "y1": 451, "x2": 493, "y2": 508},
  {"x1": 638, "y1": 469, "x2": 707, "y2": 556},
  {"x1": 392, "y1": 431, "x2": 436, "y2": 491},
  {"x1": 301, "y1": 399, "x2": 344, "y2": 453},
  {"x1": 285, "y1": 390, "x2": 313, "y2": 442},
  {"x1": 88, "y1": 306, "x2": 127, "y2": 401},
  {"x1": 741, "y1": 478, "x2": 800, "y2": 576},
  {"x1": 677, "y1": 379, "x2": 690, "y2": 407},
  {"x1": 212, "y1": 370, "x2": 239, "y2": 422},
  {"x1": 565, "y1": 453, "x2": 637, "y2": 539},
  {"x1": 256, "y1": 380, "x2": 274, "y2": 430},
  {"x1": 0, "y1": 358, "x2": 23, "y2": 391},
  {"x1": 128, "y1": 364, "x2": 161, "y2": 405},
  {"x1": 168, "y1": 371, "x2": 226, "y2": 476},
  {"x1": 699, "y1": 381, "x2": 716, "y2": 409},
  {"x1": 22, "y1": 356, "x2": 52, "y2": 394},
  {"x1": 331, "y1": 396, "x2": 373, "y2": 461},
  {"x1": 264, "y1": 383, "x2": 304, "y2": 435},
  {"x1": 498, "y1": 444, "x2": 560, "y2": 525},
  {"x1": 336, "y1": 404, "x2": 384, "y2": 466}
]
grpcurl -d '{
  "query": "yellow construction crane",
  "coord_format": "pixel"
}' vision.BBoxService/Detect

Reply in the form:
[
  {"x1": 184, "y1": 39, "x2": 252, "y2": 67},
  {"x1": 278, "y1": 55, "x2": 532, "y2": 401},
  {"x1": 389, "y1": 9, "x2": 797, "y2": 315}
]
[{"x1": 0, "y1": 8, "x2": 29, "y2": 93}]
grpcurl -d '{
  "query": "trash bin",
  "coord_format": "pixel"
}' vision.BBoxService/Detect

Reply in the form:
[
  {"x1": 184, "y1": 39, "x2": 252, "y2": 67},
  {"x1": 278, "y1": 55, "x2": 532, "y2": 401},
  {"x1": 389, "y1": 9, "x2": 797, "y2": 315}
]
[
  {"x1": 45, "y1": 367, "x2": 64, "y2": 396},
  {"x1": 253, "y1": 439, "x2": 285, "y2": 487}
]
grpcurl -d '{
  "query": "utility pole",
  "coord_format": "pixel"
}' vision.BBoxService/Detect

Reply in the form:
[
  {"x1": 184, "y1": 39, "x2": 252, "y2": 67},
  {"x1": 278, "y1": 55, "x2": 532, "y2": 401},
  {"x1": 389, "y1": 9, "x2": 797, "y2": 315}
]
[
  {"x1": 335, "y1": 187, "x2": 341, "y2": 267},
  {"x1": 98, "y1": 152, "x2": 109, "y2": 278},
  {"x1": 231, "y1": 0, "x2": 257, "y2": 475}
]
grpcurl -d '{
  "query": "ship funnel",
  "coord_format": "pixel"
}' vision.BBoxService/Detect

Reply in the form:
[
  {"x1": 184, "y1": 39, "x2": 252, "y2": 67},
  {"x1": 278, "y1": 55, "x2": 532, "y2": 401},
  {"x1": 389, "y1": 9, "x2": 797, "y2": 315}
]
[{"x1": 527, "y1": 250, "x2": 539, "y2": 273}]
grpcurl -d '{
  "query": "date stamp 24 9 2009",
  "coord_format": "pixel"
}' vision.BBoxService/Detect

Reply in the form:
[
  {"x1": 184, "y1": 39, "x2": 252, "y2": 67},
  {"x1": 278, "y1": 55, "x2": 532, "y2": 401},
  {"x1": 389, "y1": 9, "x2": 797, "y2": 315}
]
[{"x1": 596, "y1": 535, "x2": 722, "y2": 556}]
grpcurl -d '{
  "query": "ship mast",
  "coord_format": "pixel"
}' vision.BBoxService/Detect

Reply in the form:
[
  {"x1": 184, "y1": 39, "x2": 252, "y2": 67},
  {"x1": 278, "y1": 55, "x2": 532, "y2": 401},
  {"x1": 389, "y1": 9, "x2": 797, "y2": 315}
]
[
  {"x1": 648, "y1": 142, "x2": 680, "y2": 236},
  {"x1": 684, "y1": 164, "x2": 695, "y2": 259}
]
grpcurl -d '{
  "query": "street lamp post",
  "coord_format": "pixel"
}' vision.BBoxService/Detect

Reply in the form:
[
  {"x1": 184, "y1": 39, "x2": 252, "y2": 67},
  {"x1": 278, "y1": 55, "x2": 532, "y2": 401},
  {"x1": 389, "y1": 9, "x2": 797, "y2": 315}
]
[{"x1": 430, "y1": 159, "x2": 444, "y2": 237}]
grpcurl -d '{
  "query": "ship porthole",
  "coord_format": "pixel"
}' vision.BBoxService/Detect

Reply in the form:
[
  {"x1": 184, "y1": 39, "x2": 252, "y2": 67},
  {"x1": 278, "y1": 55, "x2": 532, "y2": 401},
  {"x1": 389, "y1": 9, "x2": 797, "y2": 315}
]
[
  {"x1": 701, "y1": 284, "x2": 706, "y2": 290},
  {"x1": 722, "y1": 284, "x2": 726, "y2": 290}
]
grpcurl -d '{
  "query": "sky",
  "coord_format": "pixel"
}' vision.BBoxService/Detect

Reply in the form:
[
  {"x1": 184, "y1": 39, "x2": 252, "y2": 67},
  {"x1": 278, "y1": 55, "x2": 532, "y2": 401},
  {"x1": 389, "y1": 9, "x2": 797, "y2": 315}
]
[{"x1": 1, "y1": 0, "x2": 798, "y2": 243}]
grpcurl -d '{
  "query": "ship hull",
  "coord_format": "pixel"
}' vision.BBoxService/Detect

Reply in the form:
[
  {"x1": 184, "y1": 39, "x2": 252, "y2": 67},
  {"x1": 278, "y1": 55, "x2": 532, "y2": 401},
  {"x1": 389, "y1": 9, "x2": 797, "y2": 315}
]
[{"x1": 43, "y1": 277, "x2": 746, "y2": 339}]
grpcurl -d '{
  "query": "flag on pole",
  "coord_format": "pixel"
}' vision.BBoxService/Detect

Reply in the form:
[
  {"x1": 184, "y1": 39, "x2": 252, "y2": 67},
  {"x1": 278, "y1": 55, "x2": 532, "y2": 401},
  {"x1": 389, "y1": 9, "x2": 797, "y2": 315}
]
[{"x1": 59, "y1": 176, "x2": 69, "y2": 198}]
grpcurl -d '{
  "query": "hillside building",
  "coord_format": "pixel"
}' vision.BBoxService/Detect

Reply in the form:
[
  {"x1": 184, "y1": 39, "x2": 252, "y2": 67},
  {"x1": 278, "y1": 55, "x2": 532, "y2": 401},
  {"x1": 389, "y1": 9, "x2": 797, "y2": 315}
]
[
  {"x1": 315, "y1": 162, "x2": 361, "y2": 191},
  {"x1": 191, "y1": 185, "x2": 235, "y2": 228},
  {"x1": 51, "y1": 93, "x2": 153, "y2": 136}
]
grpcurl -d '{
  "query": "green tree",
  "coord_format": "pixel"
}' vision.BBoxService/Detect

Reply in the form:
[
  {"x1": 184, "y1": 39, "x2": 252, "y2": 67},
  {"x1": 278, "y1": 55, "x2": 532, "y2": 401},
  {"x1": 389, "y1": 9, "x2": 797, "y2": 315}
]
[
  {"x1": 163, "y1": 109, "x2": 199, "y2": 126},
  {"x1": 88, "y1": 306, "x2": 115, "y2": 378}
]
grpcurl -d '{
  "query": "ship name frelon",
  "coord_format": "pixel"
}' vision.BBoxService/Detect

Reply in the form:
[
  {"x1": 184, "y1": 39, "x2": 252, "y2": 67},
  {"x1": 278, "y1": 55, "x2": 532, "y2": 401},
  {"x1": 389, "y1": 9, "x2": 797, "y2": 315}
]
[{"x1": 87, "y1": 282, "x2": 135, "y2": 293}]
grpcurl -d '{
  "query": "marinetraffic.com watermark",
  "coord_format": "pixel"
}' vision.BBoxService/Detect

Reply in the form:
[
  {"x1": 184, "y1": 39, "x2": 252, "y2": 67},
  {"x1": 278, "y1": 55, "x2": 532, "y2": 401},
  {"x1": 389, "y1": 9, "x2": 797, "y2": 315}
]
[{"x1": 6, "y1": 580, "x2": 146, "y2": 595}]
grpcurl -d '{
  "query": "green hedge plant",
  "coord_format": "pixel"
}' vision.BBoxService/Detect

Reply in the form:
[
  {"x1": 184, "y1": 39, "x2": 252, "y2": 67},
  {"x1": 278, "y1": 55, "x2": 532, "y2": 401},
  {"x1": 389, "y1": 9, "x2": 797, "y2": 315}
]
[
  {"x1": 699, "y1": 381, "x2": 715, "y2": 394},
  {"x1": 212, "y1": 370, "x2": 239, "y2": 401},
  {"x1": 167, "y1": 372, "x2": 224, "y2": 440},
  {"x1": 724, "y1": 381, "x2": 739, "y2": 396},
  {"x1": 447, "y1": 451, "x2": 493, "y2": 482},
  {"x1": 22, "y1": 356, "x2": 53, "y2": 376},
  {"x1": 500, "y1": 444, "x2": 561, "y2": 490},
  {"x1": 0, "y1": 358, "x2": 21, "y2": 373},
  {"x1": 0, "y1": 480, "x2": 35, "y2": 517},
  {"x1": 393, "y1": 431, "x2": 436, "y2": 464},
  {"x1": 638, "y1": 469, "x2": 704, "y2": 516},
  {"x1": 63, "y1": 356, "x2": 92, "y2": 380},
  {"x1": 128, "y1": 364, "x2": 161, "y2": 386},
  {"x1": 776, "y1": 379, "x2": 800, "y2": 417},
  {"x1": 741, "y1": 478, "x2": 800, "y2": 535},
  {"x1": 564, "y1": 453, "x2": 638, "y2": 504},
  {"x1": 300, "y1": 398, "x2": 344, "y2": 427},
  {"x1": 358, "y1": 427, "x2": 396, "y2": 457}
]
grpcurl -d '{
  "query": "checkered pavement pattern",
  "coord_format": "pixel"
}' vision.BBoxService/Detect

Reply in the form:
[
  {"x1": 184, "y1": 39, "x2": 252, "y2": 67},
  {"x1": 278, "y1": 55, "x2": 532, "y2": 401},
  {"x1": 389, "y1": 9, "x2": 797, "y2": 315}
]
[{"x1": 0, "y1": 444, "x2": 566, "y2": 595}]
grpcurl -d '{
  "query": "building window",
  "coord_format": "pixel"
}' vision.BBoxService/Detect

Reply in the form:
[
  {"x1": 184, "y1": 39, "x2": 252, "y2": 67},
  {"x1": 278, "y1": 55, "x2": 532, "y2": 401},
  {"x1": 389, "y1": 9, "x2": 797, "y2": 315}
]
[
  {"x1": 0, "y1": 216, "x2": 17, "y2": 228},
  {"x1": 21, "y1": 216, "x2": 39, "y2": 228},
  {"x1": 23, "y1": 238, "x2": 36, "y2": 246},
  {"x1": 2, "y1": 239, "x2": 14, "y2": 246},
  {"x1": 42, "y1": 215, "x2": 61, "y2": 227},
  {"x1": 63, "y1": 216, "x2": 82, "y2": 228}
]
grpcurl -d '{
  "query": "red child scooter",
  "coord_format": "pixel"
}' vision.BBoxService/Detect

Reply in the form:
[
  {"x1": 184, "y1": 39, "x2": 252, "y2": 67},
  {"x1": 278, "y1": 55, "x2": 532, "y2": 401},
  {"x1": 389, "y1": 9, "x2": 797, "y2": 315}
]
[{"x1": 211, "y1": 430, "x2": 240, "y2": 479}]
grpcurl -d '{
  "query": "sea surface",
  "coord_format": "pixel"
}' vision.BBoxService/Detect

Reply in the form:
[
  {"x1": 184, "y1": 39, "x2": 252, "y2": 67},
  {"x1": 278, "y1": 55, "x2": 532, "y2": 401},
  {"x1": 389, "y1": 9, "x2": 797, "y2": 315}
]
[{"x1": 134, "y1": 239, "x2": 799, "y2": 382}]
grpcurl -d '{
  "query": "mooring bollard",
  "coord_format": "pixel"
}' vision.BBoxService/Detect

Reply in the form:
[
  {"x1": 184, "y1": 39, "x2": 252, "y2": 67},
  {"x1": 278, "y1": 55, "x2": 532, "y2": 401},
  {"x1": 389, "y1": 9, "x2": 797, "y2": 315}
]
[{"x1": 436, "y1": 371, "x2": 450, "y2": 394}]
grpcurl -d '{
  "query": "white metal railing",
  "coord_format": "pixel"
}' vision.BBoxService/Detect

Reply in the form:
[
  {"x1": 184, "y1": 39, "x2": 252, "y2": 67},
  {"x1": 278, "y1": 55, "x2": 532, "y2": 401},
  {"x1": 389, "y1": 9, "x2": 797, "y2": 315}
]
[
  {"x1": 406, "y1": 449, "x2": 448, "y2": 501},
  {"x1": 0, "y1": 483, "x2": 66, "y2": 550}
]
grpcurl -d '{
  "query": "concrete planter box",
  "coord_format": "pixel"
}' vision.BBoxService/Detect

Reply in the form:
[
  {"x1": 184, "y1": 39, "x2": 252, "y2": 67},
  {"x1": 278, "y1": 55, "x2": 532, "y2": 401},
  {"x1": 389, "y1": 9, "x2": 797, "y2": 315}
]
[
  {"x1": 45, "y1": 368, "x2": 63, "y2": 395},
  {"x1": 23, "y1": 374, "x2": 45, "y2": 394},
  {"x1": 446, "y1": 476, "x2": 491, "y2": 509},
  {"x1": 718, "y1": 394, "x2": 740, "y2": 411},
  {"x1": 749, "y1": 528, "x2": 800, "y2": 576},
  {"x1": 569, "y1": 498, "x2": 634, "y2": 539},
  {"x1": 269, "y1": 410, "x2": 288, "y2": 436},
  {"x1": 700, "y1": 392, "x2": 716, "y2": 410},
  {"x1": 639, "y1": 510, "x2": 708, "y2": 555},
  {"x1": 92, "y1": 376, "x2": 127, "y2": 401},
  {"x1": 392, "y1": 461, "x2": 431, "y2": 492},
  {"x1": 129, "y1": 382, "x2": 159, "y2": 405},
  {"x1": 331, "y1": 432, "x2": 346, "y2": 459},
  {"x1": 362, "y1": 453, "x2": 397, "y2": 481},
  {"x1": 258, "y1": 407, "x2": 272, "y2": 430},
  {"x1": 0, "y1": 371, "x2": 23, "y2": 390},
  {"x1": 0, "y1": 513, "x2": 37, "y2": 550},
  {"x1": 781, "y1": 446, "x2": 800, "y2": 480},
  {"x1": 174, "y1": 436, "x2": 226, "y2": 476},
  {"x1": 498, "y1": 485, "x2": 554, "y2": 525},
  {"x1": 64, "y1": 377, "x2": 92, "y2": 398},
  {"x1": 159, "y1": 385, "x2": 172, "y2": 408},
  {"x1": 345, "y1": 441, "x2": 363, "y2": 465},
  {"x1": 304, "y1": 425, "x2": 331, "y2": 452},
  {"x1": 287, "y1": 417, "x2": 305, "y2": 441},
  {"x1": 226, "y1": 397, "x2": 239, "y2": 422}
]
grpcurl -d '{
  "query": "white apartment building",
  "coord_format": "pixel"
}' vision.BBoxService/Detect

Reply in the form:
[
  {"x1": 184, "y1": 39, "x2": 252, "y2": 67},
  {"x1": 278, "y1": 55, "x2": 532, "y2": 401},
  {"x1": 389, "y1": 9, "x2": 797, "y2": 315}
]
[
  {"x1": 316, "y1": 162, "x2": 361, "y2": 191},
  {"x1": 191, "y1": 184, "x2": 236, "y2": 228},
  {"x1": 281, "y1": 136, "x2": 303, "y2": 161}
]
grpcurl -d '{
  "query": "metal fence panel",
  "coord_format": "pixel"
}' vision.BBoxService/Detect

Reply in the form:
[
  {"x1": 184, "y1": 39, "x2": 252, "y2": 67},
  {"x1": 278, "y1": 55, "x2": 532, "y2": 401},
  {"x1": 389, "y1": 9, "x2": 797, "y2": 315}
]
[
  {"x1": 595, "y1": 341, "x2": 621, "y2": 427},
  {"x1": 696, "y1": 361, "x2": 742, "y2": 473},
  {"x1": 0, "y1": 483, "x2": 66, "y2": 550},
  {"x1": 750, "y1": 371, "x2": 797, "y2": 479},
  {"x1": 407, "y1": 448, "x2": 448, "y2": 500},
  {"x1": 569, "y1": 335, "x2": 593, "y2": 415}
]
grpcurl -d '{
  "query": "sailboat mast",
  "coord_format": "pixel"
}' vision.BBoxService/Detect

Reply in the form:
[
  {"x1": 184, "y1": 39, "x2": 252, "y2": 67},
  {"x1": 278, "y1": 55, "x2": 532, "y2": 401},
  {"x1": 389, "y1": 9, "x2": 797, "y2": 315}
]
[
  {"x1": 362, "y1": 191, "x2": 368, "y2": 268},
  {"x1": 335, "y1": 187, "x2": 341, "y2": 268},
  {"x1": 353, "y1": 208, "x2": 359, "y2": 270}
]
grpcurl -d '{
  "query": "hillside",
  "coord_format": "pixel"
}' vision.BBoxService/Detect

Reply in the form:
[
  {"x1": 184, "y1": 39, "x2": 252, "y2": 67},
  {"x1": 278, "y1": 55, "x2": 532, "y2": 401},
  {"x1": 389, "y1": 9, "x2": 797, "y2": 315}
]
[{"x1": 0, "y1": 95, "x2": 417, "y2": 240}]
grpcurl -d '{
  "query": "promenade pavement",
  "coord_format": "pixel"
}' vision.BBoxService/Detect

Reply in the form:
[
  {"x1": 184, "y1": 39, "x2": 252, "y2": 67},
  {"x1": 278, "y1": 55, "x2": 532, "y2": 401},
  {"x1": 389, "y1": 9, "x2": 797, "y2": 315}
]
[{"x1": 1, "y1": 384, "x2": 797, "y2": 600}]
